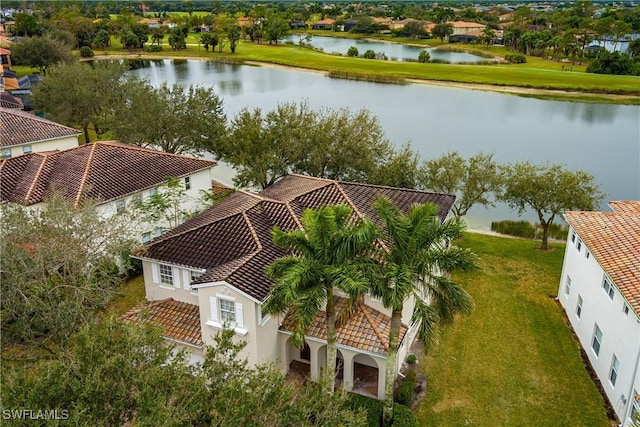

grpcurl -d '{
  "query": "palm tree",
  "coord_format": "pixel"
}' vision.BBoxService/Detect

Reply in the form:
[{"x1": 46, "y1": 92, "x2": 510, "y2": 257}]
[
  {"x1": 263, "y1": 204, "x2": 377, "y2": 393},
  {"x1": 370, "y1": 196, "x2": 477, "y2": 426}
]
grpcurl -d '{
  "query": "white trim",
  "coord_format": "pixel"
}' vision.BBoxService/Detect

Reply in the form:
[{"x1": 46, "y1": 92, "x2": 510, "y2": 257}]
[
  {"x1": 182, "y1": 270, "x2": 191, "y2": 291},
  {"x1": 151, "y1": 263, "x2": 159, "y2": 283},
  {"x1": 205, "y1": 320, "x2": 248, "y2": 336},
  {"x1": 159, "y1": 285, "x2": 176, "y2": 291},
  {"x1": 192, "y1": 280, "x2": 262, "y2": 304},
  {"x1": 278, "y1": 330, "x2": 386, "y2": 360}
]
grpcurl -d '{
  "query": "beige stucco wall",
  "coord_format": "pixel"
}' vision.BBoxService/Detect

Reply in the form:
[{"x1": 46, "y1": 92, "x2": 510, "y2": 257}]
[
  {"x1": 4, "y1": 135, "x2": 80, "y2": 158},
  {"x1": 141, "y1": 260, "x2": 200, "y2": 305}
]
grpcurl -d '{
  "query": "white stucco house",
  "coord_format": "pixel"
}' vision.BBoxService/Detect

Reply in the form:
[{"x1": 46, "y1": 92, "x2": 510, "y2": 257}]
[
  {"x1": 125, "y1": 174, "x2": 457, "y2": 399},
  {"x1": 0, "y1": 107, "x2": 81, "y2": 159},
  {"x1": 557, "y1": 200, "x2": 640, "y2": 426},
  {"x1": 0, "y1": 140, "x2": 217, "y2": 243}
]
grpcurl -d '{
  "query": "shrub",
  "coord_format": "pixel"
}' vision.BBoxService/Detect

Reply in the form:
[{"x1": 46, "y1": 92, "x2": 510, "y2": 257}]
[
  {"x1": 395, "y1": 369, "x2": 417, "y2": 406},
  {"x1": 406, "y1": 354, "x2": 417, "y2": 365},
  {"x1": 347, "y1": 46, "x2": 359, "y2": 57},
  {"x1": 79, "y1": 46, "x2": 94, "y2": 57},
  {"x1": 144, "y1": 45, "x2": 163, "y2": 52},
  {"x1": 344, "y1": 393, "x2": 382, "y2": 427},
  {"x1": 363, "y1": 49, "x2": 376, "y2": 59},
  {"x1": 392, "y1": 403, "x2": 419, "y2": 427},
  {"x1": 491, "y1": 220, "x2": 536, "y2": 238},
  {"x1": 418, "y1": 50, "x2": 430, "y2": 63},
  {"x1": 505, "y1": 53, "x2": 526, "y2": 63}
]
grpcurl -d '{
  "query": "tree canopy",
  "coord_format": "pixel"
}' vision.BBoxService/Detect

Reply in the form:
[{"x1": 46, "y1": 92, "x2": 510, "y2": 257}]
[
  {"x1": 9, "y1": 36, "x2": 73, "y2": 75},
  {"x1": 499, "y1": 161, "x2": 604, "y2": 249}
]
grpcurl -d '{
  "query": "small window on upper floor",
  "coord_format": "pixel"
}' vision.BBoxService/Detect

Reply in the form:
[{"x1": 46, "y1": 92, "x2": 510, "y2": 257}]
[
  {"x1": 22, "y1": 145, "x2": 32, "y2": 154},
  {"x1": 564, "y1": 275, "x2": 571, "y2": 297},
  {"x1": 152, "y1": 227, "x2": 163, "y2": 238},
  {"x1": 576, "y1": 295, "x2": 583, "y2": 319},
  {"x1": 2, "y1": 148, "x2": 12, "y2": 159},
  {"x1": 570, "y1": 232, "x2": 576, "y2": 243},
  {"x1": 576, "y1": 239, "x2": 582, "y2": 252},
  {"x1": 142, "y1": 232, "x2": 151, "y2": 244},
  {"x1": 184, "y1": 176, "x2": 191, "y2": 190},
  {"x1": 591, "y1": 324, "x2": 602, "y2": 357},
  {"x1": 602, "y1": 278, "x2": 614, "y2": 300},
  {"x1": 585, "y1": 249, "x2": 590, "y2": 259},
  {"x1": 148, "y1": 187, "x2": 157, "y2": 197},
  {"x1": 159, "y1": 264, "x2": 173, "y2": 286},
  {"x1": 623, "y1": 303, "x2": 630, "y2": 316}
]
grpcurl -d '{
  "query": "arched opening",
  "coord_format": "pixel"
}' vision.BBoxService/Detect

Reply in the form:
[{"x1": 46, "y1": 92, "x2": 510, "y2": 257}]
[
  {"x1": 286, "y1": 337, "x2": 310, "y2": 384},
  {"x1": 352, "y1": 353, "x2": 379, "y2": 398}
]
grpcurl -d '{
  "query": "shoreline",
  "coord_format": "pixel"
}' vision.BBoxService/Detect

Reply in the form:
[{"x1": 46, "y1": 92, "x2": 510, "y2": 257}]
[{"x1": 92, "y1": 53, "x2": 638, "y2": 103}]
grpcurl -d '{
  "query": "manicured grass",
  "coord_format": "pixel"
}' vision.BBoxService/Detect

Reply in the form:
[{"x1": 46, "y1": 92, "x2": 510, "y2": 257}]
[{"x1": 415, "y1": 232, "x2": 610, "y2": 426}]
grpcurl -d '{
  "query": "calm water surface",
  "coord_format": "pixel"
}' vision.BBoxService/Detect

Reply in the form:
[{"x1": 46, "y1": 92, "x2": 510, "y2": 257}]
[
  {"x1": 130, "y1": 59, "x2": 640, "y2": 230},
  {"x1": 284, "y1": 35, "x2": 494, "y2": 63}
]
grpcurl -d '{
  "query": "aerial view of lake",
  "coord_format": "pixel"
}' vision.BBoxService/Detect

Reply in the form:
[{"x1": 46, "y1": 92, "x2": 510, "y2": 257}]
[
  {"x1": 283, "y1": 35, "x2": 495, "y2": 63},
  {"x1": 129, "y1": 59, "x2": 640, "y2": 231}
]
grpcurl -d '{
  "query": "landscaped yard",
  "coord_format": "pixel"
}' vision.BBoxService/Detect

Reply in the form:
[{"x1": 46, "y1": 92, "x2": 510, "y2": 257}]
[{"x1": 416, "y1": 232, "x2": 610, "y2": 426}]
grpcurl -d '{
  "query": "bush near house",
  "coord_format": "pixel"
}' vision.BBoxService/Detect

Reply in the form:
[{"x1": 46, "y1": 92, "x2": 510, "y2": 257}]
[
  {"x1": 395, "y1": 368, "x2": 417, "y2": 406},
  {"x1": 345, "y1": 393, "x2": 419, "y2": 427},
  {"x1": 491, "y1": 220, "x2": 568, "y2": 240}
]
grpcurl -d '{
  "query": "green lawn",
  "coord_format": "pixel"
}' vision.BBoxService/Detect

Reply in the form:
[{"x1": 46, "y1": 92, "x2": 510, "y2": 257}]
[
  {"x1": 416, "y1": 232, "x2": 610, "y2": 426},
  {"x1": 102, "y1": 275, "x2": 146, "y2": 318}
]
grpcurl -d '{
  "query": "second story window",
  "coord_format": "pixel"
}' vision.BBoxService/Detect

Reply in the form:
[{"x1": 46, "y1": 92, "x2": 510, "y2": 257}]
[
  {"x1": 116, "y1": 199, "x2": 125, "y2": 215},
  {"x1": 184, "y1": 176, "x2": 191, "y2": 190},
  {"x1": 591, "y1": 324, "x2": 602, "y2": 356},
  {"x1": 602, "y1": 278, "x2": 614, "y2": 300},
  {"x1": 22, "y1": 145, "x2": 32, "y2": 154},
  {"x1": 159, "y1": 264, "x2": 173, "y2": 286},
  {"x1": 564, "y1": 276, "x2": 571, "y2": 297},
  {"x1": 2, "y1": 148, "x2": 11, "y2": 159},
  {"x1": 576, "y1": 295, "x2": 583, "y2": 319}
]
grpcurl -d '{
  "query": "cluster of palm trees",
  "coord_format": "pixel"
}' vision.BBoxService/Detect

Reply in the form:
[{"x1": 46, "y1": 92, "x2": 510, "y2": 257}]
[{"x1": 262, "y1": 196, "x2": 477, "y2": 425}]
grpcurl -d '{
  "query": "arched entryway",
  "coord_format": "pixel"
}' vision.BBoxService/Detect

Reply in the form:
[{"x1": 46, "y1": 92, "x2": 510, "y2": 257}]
[
  {"x1": 352, "y1": 353, "x2": 380, "y2": 398},
  {"x1": 285, "y1": 337, "x2": 311, "y2": 384}
]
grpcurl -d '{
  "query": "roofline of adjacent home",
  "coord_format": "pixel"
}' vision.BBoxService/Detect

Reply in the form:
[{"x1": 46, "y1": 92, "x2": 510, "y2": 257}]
[
  {"x1": 278, "y1": 329, "x2": 395, "y2": 360},
  {"x1": 1, "y1": 133, "x2": 81, "y2": 149},
  {"x1": 191, "y1": 280, "x2": 264, "y2": 305},
  {"x1": 164, "y1": 335, "x2": 204, "y2": 350},
  {"x1": 130, "y1": 254, "x2": 207, "y2": 274},
  {"x1": 564, "y1": 219, "x2": 640, "y2": 322}
]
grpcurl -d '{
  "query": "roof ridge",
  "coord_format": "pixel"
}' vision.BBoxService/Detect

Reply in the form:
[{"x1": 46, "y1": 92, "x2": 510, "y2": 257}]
[
  {"x1": 75, "y1": 142, "x2": 98, "y2": 207},
  {"x1": 93, "y1": 140, "x2": 216, "y2": 164},
  {"x1": 360, "y1": 302, "x2": 390, "y2": 351},
  {"x1": 25, "y1": 153, "x2": 52, "y2": 204},
  {"x1": 242, "y1": 211, "x2": 263, "y2": 252},
  {"x1": 334, "y1": 181, "x2": 366, "y2": 219}
]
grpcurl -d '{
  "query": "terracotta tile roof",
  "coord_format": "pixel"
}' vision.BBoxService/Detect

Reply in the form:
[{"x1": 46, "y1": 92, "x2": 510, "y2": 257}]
[
  {"x1": 120, "y1": 298, "x2": 203, "y2": 347},
  {"x1": 1, "y1": 108, "x2": 80, "y2": 147},
  {"x1": 280, "y1": 297, "x2": 408, "y2": 355},
  {"x1": 141, "y1": 174, "x2": 455, "y2": 302},
  {"x1": 0, "y1": 92, "x2": 22, "y2": 109},
  {"x1": 0, "y1": 141, "x2": 216, "y2": 206},
  {"x1": 564, "y1": 201, "x2": 640, "y2": 316}
]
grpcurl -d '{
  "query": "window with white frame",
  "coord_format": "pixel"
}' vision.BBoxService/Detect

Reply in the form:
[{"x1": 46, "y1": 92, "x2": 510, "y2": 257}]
[
  {"x1": 159, "y1": 264, "x2": 173, "y2": 286},
  {"x1": 142, "y1": 232, "x2": 151, "y2": 244},
  {"x1": 591, "y1": 324, "x2": 602, "y2": 356},
  {"x1": 153, "y1": 227, "x2": 163, "y2": 238},
  {"x1": 609, "y1": 354, "x2": 619, "y2": 386},
  {"x1": 576, "y1": 239, "x2": 582, "y2": 252},
  {"x1": 570, "y1": 232, "x2": 576, "y2": 243},
  {"x1": 602, "y1": 278, "x2": 614, "y2": 300},
  {"x1": 2, "y1": 148, "x2": 11, "y2": 158},
  {"x1": 22, "y1": 145, "x2": 32, "y2": 154},
  {"x1": 219, "y1": 299, "x2": 236, "y2": 322},
  {"x1": 184, "y1": 176, "x2": 191, "y2": 190},
  {"x1": 623, "y1": 303, "x2": 630, "y2": 315},
  {"x1": 585, "y1": 249, "x2": 590, "y2": 259},
  {"x1": 564, "y1": 275, "x2": 571, "y2": 297},
  {"x1": 576, "y1": 295, "x2": 583, "y2": 319}
]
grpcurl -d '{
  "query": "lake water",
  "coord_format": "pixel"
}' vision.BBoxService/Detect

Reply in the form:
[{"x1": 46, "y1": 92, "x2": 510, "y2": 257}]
[
  {"x1": 129, "y1": 59, "x2": 640, "y2": 231},
  {"x1": 284, "y1": 35, "x2": 495, "y2": 63}
]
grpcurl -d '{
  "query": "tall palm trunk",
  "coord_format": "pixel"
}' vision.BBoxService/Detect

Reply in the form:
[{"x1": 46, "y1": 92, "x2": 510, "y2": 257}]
[
  {"x1": 383, "y1": 309, "x2": 403, "y2": 426},
  {"x1": 325, "y1": 286, "x2": 337, "y2": 393}
]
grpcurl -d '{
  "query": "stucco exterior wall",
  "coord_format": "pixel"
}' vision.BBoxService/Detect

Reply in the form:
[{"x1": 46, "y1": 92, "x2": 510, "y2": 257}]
[
  {"x1": 141, "y1": 260, "x2": 200, "y2": 305},
  {"x1": 3, "y1": 135, "x2": 79, "y2": 158},
  {"x1": 558, "y1": 227, "x2": 640, "y2": 423}
]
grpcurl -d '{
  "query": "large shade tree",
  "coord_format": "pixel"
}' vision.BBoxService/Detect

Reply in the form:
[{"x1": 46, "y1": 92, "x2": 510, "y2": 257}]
[
  {"x1": 10, "y1": 36, "x2": 73, "y2": 75},
  {"x1": 499, "y1": 161, "x2": 604, "y2": 250},
  {"x1": 370, "y1": 196, "x2": 477, "y2": 425},
  {"x1": 263, "y1": 205, "x2": 377, "y2": 393}
]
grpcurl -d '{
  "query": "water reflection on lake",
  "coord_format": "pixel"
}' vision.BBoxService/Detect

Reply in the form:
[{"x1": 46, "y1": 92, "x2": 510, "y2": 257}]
[
  {"x1": 284, "y1": 34, "x2": 495, "y2": 63},
  {"x1": 128, "y1": 59, "x2": 640, "y2": 230}
]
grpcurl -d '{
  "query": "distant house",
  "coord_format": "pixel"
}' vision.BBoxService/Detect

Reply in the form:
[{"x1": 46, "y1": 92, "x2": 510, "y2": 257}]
[
  {"x1": 0, "y1": 141, "x2": 217, "y2": 243},
  {"x1": 0, "y1": 92, "x2": 22, "y2": 109},
  {"x1": 557, "y1": 201, "x2": 640, "y2": 426},
  {"x1": 126, "y1": 174, "x2": 456, "y2": 399},
  {"x1": 449, "y1": 34, "x2": 478, "y2": 44},
  {"x1": 289, "y1": 20, "x2": 307, "y2": 29},
  {"x1": 450, "y1": 21, "x2": 486, "y2": 35},
  {"x1": 139, "y1": 18, "x2": 161, "y2": 29},
  {"x1": 312, "y1": 19, "x2": 335, "y2": 30},
  {"x1": 0, "y1": 107, "x2": 80, "y2": 158}
]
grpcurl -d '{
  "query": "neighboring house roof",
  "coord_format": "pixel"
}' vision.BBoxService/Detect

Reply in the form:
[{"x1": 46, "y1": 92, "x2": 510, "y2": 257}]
[
  {"x1": 121, "y1": 298, "x2": 204, "y2": 347},
  {"x1": 280, "y1": 297, "x2": 408, "y2": 355},
  {"x1": 140, "y1": 174, "x2": 456, "y2": 302},
  {"x1": 451, "y1": 21, "x2": 486, "y2": 29},
  {"x1": 0, "y1": 140, "x2": 216, "y2": 206},
  {"x1": 0, "y1": 92, "x2": 22, "y2": 109},
  {"x1": 0, "y1": 107, "x2": 80, "y2": 147},
  {"x1": 313, "y1": 19, "x2": 335, "y2": 26},
  {"x1": 564, "y1": 200, "x2": 640, "y2": 316}
]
